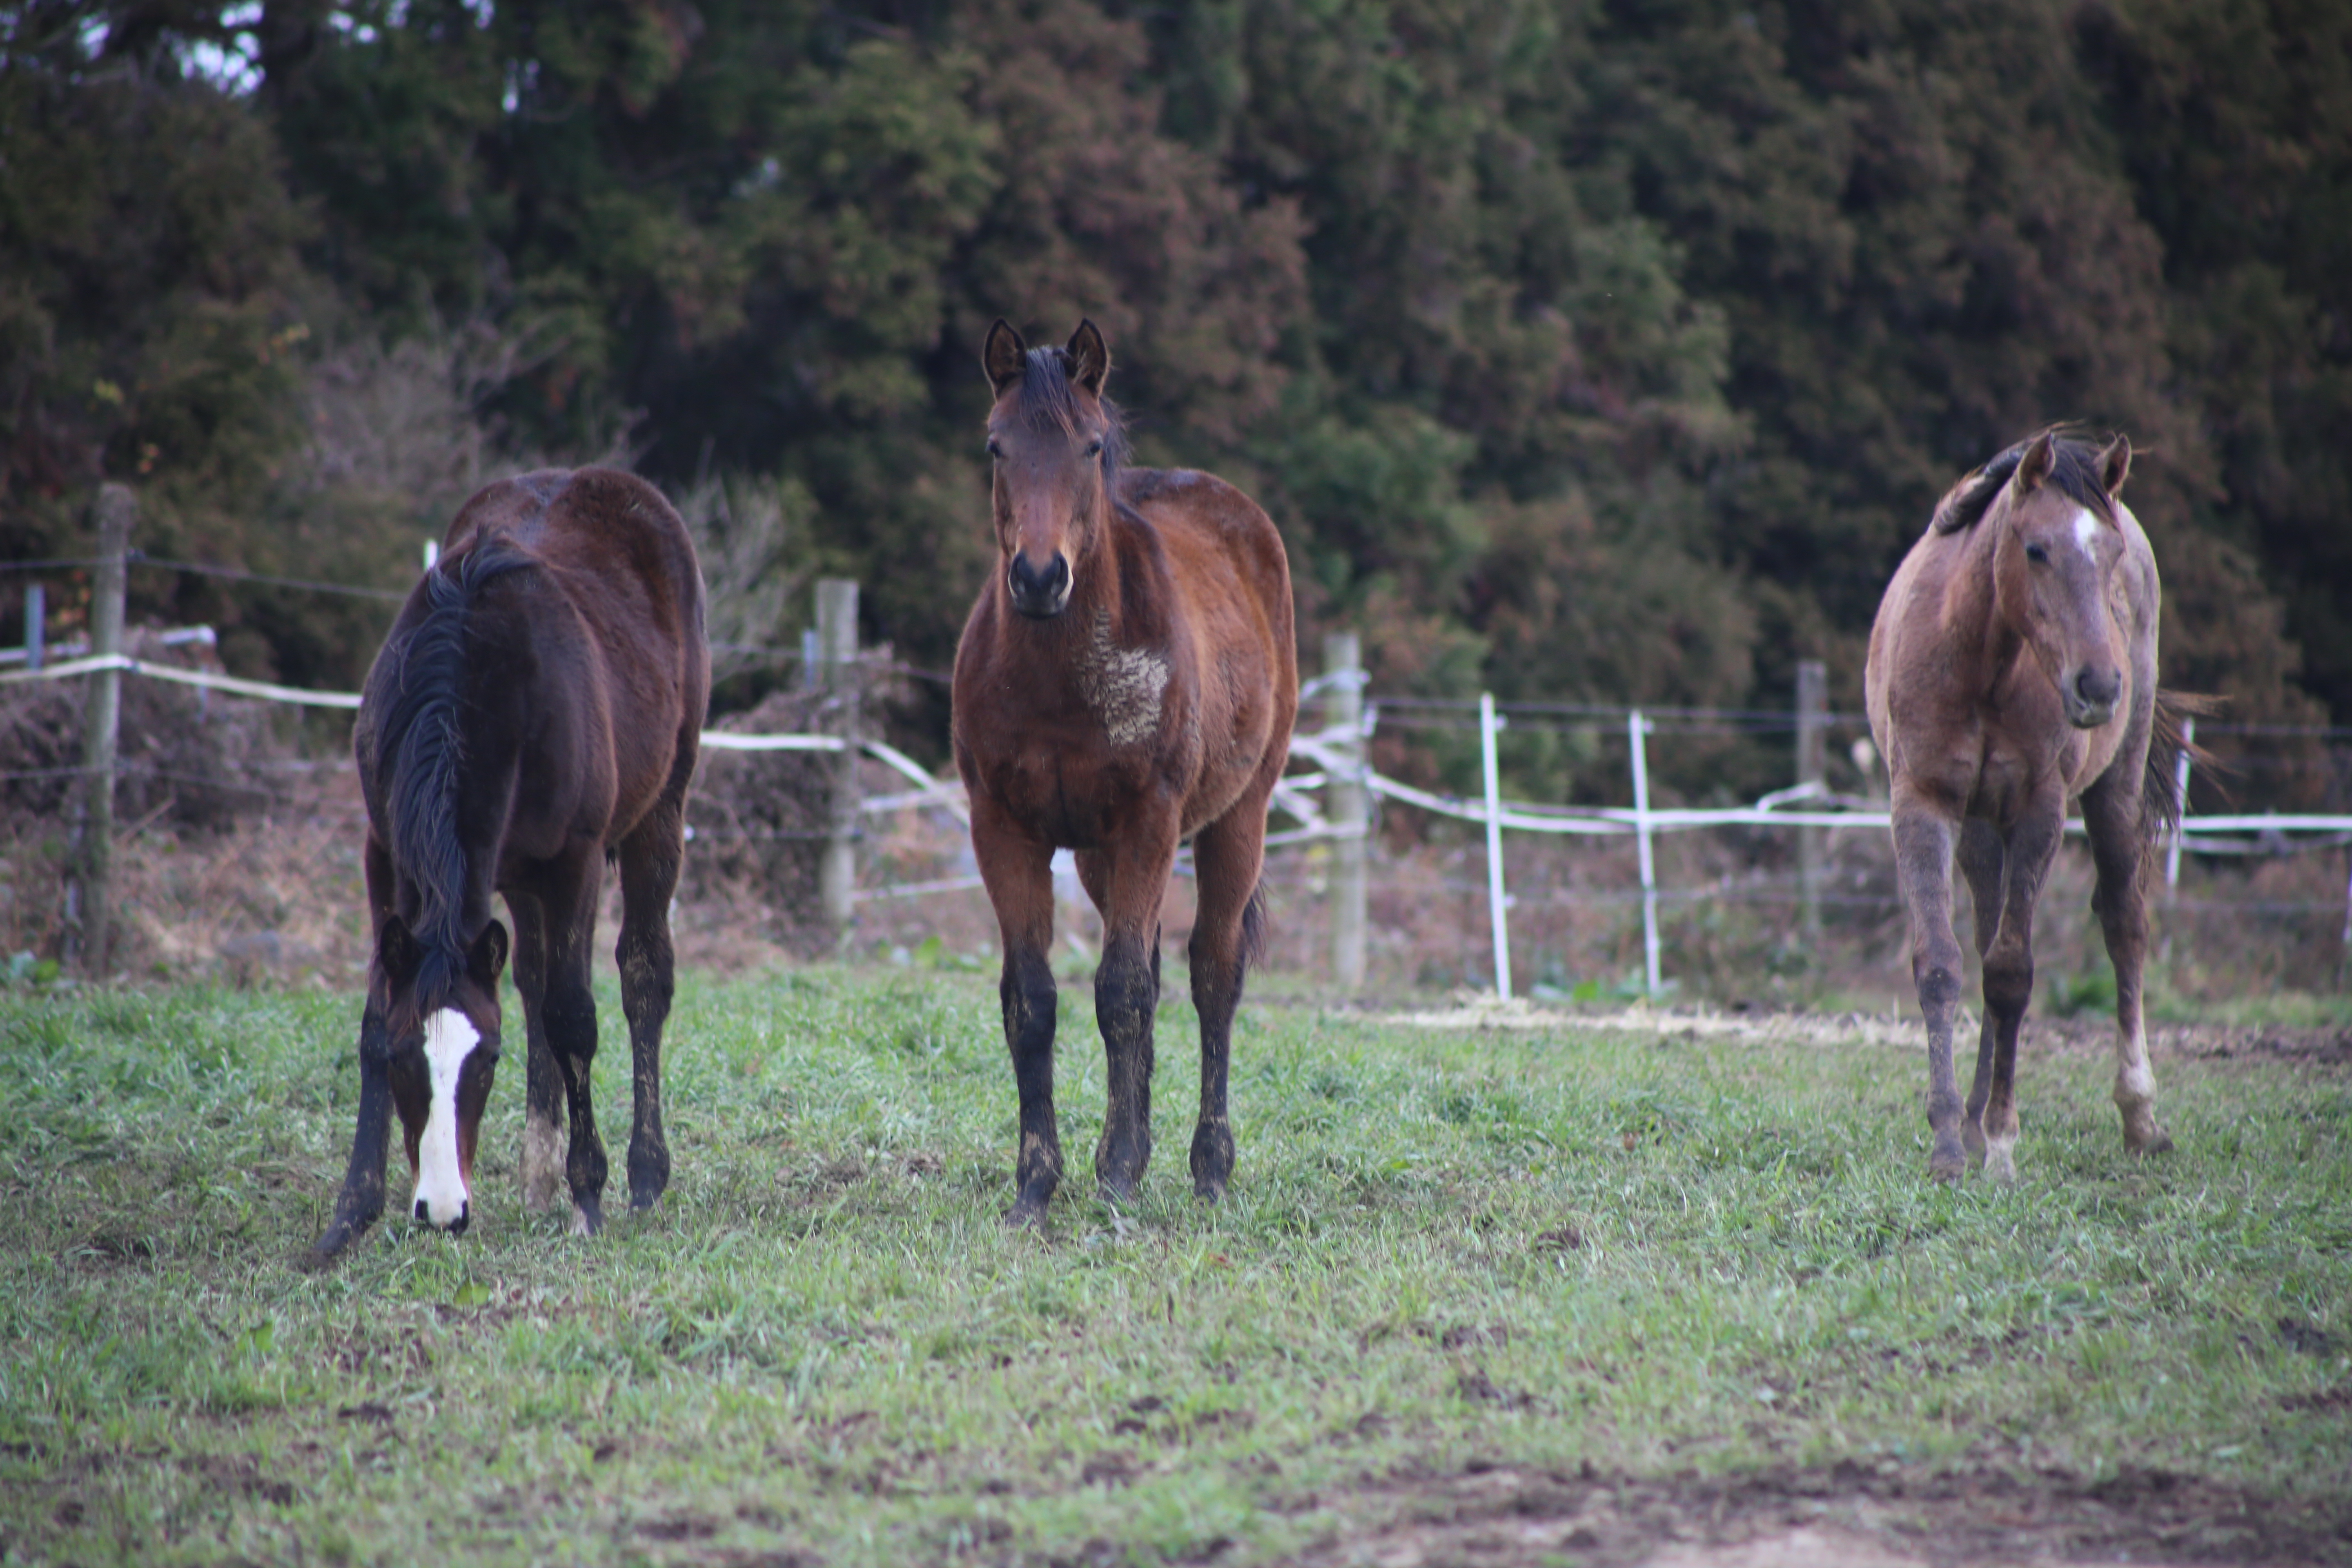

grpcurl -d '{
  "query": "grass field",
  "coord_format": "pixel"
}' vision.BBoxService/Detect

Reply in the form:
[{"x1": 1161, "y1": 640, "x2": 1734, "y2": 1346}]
[{"x1": 2, "y1": 968, "x2": 2349, "y2": 1566}]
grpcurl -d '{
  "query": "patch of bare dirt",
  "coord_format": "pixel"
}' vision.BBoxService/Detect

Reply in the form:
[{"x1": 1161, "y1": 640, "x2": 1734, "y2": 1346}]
[{"x1": 1278, "y1": 1461, "x2": 2352, "y2": 1568}]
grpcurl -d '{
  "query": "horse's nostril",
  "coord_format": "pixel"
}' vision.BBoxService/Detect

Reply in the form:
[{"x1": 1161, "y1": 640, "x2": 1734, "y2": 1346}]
[
  {"x1": 448, "y1": 1203, "x2": 470, "y2": 1238},
  {"x1": 414, "y1": 1199, "x2": 430, "y2": 1223}
]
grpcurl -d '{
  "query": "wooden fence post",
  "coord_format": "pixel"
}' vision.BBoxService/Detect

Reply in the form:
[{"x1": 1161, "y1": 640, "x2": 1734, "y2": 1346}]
[
  {"x1": 1324, "y1": 633, "x2": 1367, "y2": 991},
  {"x1": 1796, "y1": 659, "x2": 1827, "y2": 945},
  {"x1": 63, "y1": 483, "x2": 133, "y2": 978},
  {"x1": 815, "y1": 578, "x2": 860, "y2": 945}
]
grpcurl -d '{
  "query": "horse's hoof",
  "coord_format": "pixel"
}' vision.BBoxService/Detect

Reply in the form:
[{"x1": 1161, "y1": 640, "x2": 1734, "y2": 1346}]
[
  {"x1": 1927, "y1": 1146, "x2": 1967, "y2": 1184},
  {"x1": 1982, "y1": 1149, "x2": 2019, "y2": 1185},
  {"x1": 1003, "y1": 1197, "x2": 1048, "y2": 1230},
  {"x1": 629, "y1": 1187, "x2": 664, "y2": 1214},
  {"x1": 2128, "y1": 1128, "x2": 2175, "y2": 1157},
  {"x1": 1192, "y1": 1177, "x2": 1226, "y2": 1205},
  {"x1": 1096, "y1": 1176, "x2": 1139, "y2": 1208},
  {"x1": 570, "y1": 1198, "x2": 602, "y2": 1237}
]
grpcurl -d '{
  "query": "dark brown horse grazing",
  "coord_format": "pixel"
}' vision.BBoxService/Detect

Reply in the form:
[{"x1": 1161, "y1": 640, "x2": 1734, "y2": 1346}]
[
  {"x1": 953, "y1": 320, "x2": 1298, "y2": 1225},
  {"x1": 307, "y1": 468, "x2": 709, "y2": 1263},
  {"x1": 1867, "y1": 430, "x2": 2196, "y2": 1183}
]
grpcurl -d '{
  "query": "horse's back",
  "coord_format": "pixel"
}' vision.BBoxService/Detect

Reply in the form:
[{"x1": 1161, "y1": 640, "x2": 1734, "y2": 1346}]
[
  {"x1": 432, "y1": 468, "x2": 709, "y2": 851},
  {"x1": 448, "y1": 469, "x2": 705, "y2": 654}
]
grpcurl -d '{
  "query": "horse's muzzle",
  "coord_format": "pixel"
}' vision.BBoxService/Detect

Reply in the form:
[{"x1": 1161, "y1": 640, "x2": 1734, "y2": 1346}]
[
  {"x1": 1008, "y1": 554, "x2": 1072, "y2": 619},
  {"x1": 2064, "y1": 665, "x2": 2123, "y2": 729}
]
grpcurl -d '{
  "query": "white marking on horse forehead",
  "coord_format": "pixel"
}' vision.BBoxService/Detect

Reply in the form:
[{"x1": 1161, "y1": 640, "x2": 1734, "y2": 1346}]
[
  {"x1": 1078, "y1": 607, "x2": 1169, "y2": 748},
  {"x1": 2071, "y1": 506, "x2": 2104, "y2": 564},
  {"x1": 413, "y1": 1007, "x2": 479, "y2": 1226}
]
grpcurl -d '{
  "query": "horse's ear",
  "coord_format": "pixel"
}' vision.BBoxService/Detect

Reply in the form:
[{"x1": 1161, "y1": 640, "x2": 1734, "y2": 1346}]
[
  {"x1": 376, "y1": 915, "x2": 421, "y2": 987},
  {"x1": 983, "y1": 319, "x2": 1027, "y2": 395},
  {"x1": 468, "y1": 919, "x2": 509, "y2": 989},
  {"x1": 2098, "y1": 432, "x2": 2132, "y2": 499},
  {"x1": 2013, "y1": 430, "x2": 2057, "y2": 494},
  {"x1": 1066, "y1": 319, "x2": 1111, "y2": 397}
]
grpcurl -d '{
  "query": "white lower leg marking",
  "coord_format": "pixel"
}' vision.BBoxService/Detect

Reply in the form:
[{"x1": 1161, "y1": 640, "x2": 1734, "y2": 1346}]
[
  {"x1": 521, "y1": 1110, "x2": 562, "y2": 1212},
  {"x1": 2114, "y1": 1022, "x2": 2156, "y2": 1107},
  {"x1": 413, "y1": 1008, "x2": 477, "y2": 1228}
]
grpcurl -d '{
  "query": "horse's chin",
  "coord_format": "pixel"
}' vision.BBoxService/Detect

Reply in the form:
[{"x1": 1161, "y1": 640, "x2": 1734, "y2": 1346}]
[{"x1": 1012, "y1": 594, "x2": 1071, "y2": 621}]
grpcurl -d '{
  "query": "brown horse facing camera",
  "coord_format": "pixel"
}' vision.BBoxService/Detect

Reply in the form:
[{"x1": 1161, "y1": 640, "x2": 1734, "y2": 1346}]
[
  {"x1": 1866, "y1": 430, "x2": 2200, "y2": 1184},
  {"x1": 953, "y1": 320, "x2": 1299, "y2": 1225},
  {"x1": 307, "y1": 468, "x2": 710, "y2": 1264}
]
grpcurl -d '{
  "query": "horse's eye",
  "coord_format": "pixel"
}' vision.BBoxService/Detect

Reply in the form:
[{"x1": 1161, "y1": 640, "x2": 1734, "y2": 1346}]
[
  {"x1": 2025, "y1": 543, "x2": 2049, "y2": 564},
  {"x1": 1085, "y1": 440, "x2": 1103, "y2": 459},
  {"x1": 986, "y1": 439, "x2": 1004, "y2": 460}
]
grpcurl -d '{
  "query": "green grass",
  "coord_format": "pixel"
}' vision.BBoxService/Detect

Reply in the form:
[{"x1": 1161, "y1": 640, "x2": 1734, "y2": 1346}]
[{"x1": 1, "y1": 970, "x2": 2348, "y2": 1565}]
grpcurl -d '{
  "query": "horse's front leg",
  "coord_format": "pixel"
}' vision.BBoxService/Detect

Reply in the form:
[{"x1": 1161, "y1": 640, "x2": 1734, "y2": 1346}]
[
  {"x1": 1956, "y1": 818, "x2": 2006, "y2": 1166},
  {"x1": 306, "y1": 837, "x2": 401, "y2": 1267},
  {"x1": 508, "y1": 892, "x2": 566, "y2": 1214},
  {"x1": 973, "y1": 803, "x2": 1061, "y2": 1225},
  {"x1": 1892, "y1": 802, "x2": 1968, "y2": 1182},
  {"x1": 2081, "y1": 770, "x2": 2172, "y2": 1158},
  {"x1": 1976, "y1": 797, "x2": 2066, "y2": 1183},
  {"x1": 535, "y1": 861, "x2": 609, "y2": 1235},
  {"x1": 1080, "y1": 815, "x2": 1180, "y2": 1206},
  {"x1": 307, "y1": 996, "x2": 394, "y2": 1266}
]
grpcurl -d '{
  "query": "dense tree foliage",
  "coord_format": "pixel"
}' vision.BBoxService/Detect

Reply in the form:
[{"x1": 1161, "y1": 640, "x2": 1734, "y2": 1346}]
[{"x1": 3, "y1": 0, "x2": 2346, "y2": 793}]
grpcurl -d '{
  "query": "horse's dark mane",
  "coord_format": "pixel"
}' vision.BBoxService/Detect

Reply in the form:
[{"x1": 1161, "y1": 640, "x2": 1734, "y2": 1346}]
[
  {"x1": 1929, "y1": 432, "x2": 2117, "y2": 535},
  {"x1": 375, "y1": 539, "x2": 533, "y2": 1015},
  {"x1": 1008, "y1": 345, "x2": 1130, "y2": 488}
]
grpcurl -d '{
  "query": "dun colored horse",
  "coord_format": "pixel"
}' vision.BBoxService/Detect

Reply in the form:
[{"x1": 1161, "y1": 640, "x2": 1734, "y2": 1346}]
[
  {"x1": 953, "y1": 320, "x2": 1298, "y2": 1225},
  {"x1": 1866, "y1": 430, "x2": 2196, "y2": 1183},
  {"x1": 307, "y1": 469, "x2": 709, "y2": 1263}
]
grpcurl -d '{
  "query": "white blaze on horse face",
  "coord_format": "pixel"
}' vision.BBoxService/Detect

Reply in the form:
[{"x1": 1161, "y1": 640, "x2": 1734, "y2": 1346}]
[
  {"x1": 1079, "y1": 608, "x2": 1169, "y2": 746},
  {"x1": 2071, "y1": 506, "x2": 2104, "y2": 566},
  {"x1": 412, "y1": 1007, "x2": 477, "y2": 1228}
]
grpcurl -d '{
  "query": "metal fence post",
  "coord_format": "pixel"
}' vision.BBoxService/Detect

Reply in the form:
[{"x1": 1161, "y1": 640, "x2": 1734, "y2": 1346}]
[
  {"x1": 1629, "y1": 708, "x2": 1661, "y2": 1000},
  {"x1": 1796, "y1": 659, "x2": 1827, "y2": 944},
  {"x1": 1325, "y1": 633, "x2": 1367, "y2": 990},
  {"x1": 63, "y1": 483, "x2": 133, "y2": 978},
  {"x1": 1480, "y1": 691, "x2": 1511, "y2": 1000},
  {"x1": 815, "y1": 578, "x2": 861, "y2": 945},
  {"x1": 23, "y1": 584, "x2": 44, "y2": 671}
]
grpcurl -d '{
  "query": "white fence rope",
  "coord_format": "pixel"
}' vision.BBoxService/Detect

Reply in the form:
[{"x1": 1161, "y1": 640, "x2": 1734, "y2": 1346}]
[{"x1": 11, "y1": 656, "x2": 2352, "y2": 956}]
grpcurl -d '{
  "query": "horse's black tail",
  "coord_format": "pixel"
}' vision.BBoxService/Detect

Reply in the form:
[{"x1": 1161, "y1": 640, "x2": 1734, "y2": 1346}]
[
  {"x1": 2142, "y1": 688, "x2": 2223, "y2": 846},
  {"x1": 1239, "y1": 880, "x2": 1270, "y2": 972}
]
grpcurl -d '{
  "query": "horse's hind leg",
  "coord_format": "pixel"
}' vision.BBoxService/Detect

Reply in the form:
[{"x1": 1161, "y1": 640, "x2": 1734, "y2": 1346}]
[
  {"x1": 1956, "y1": 819, "x2": 2005, "y2": 1167},
  {"x1": 508, "y1": 892, "x2": 566, "y2": 1214},
  {"x1": 1185, "y1": 808, "x2": 1268, "y2": 1203},
  {"x1": 973, "y1": 800, "x2": 1062, "y2": 1225},
  {"x1": 1976, "y1": 800, "x2": 2065, "y2": 1183},
  {"x1": 2081, "y1": 772, "x2": 2172, "y2": 1156},
  {"x1": 615, "y1": 801, "x2": 685, "y2": 1212}
]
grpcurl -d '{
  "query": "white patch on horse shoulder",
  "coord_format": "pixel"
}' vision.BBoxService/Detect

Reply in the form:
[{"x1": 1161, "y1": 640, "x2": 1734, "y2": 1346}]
[
  {"x1": 2071, "y1": 507, "x2": 2103, "y2": 564},
  {"x1": 412, "y1": 1007, "x2": 477, "y2": 1228},
  {"x1": 1079, "y1": 608, "x2": 1169, "y2": 748}
]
